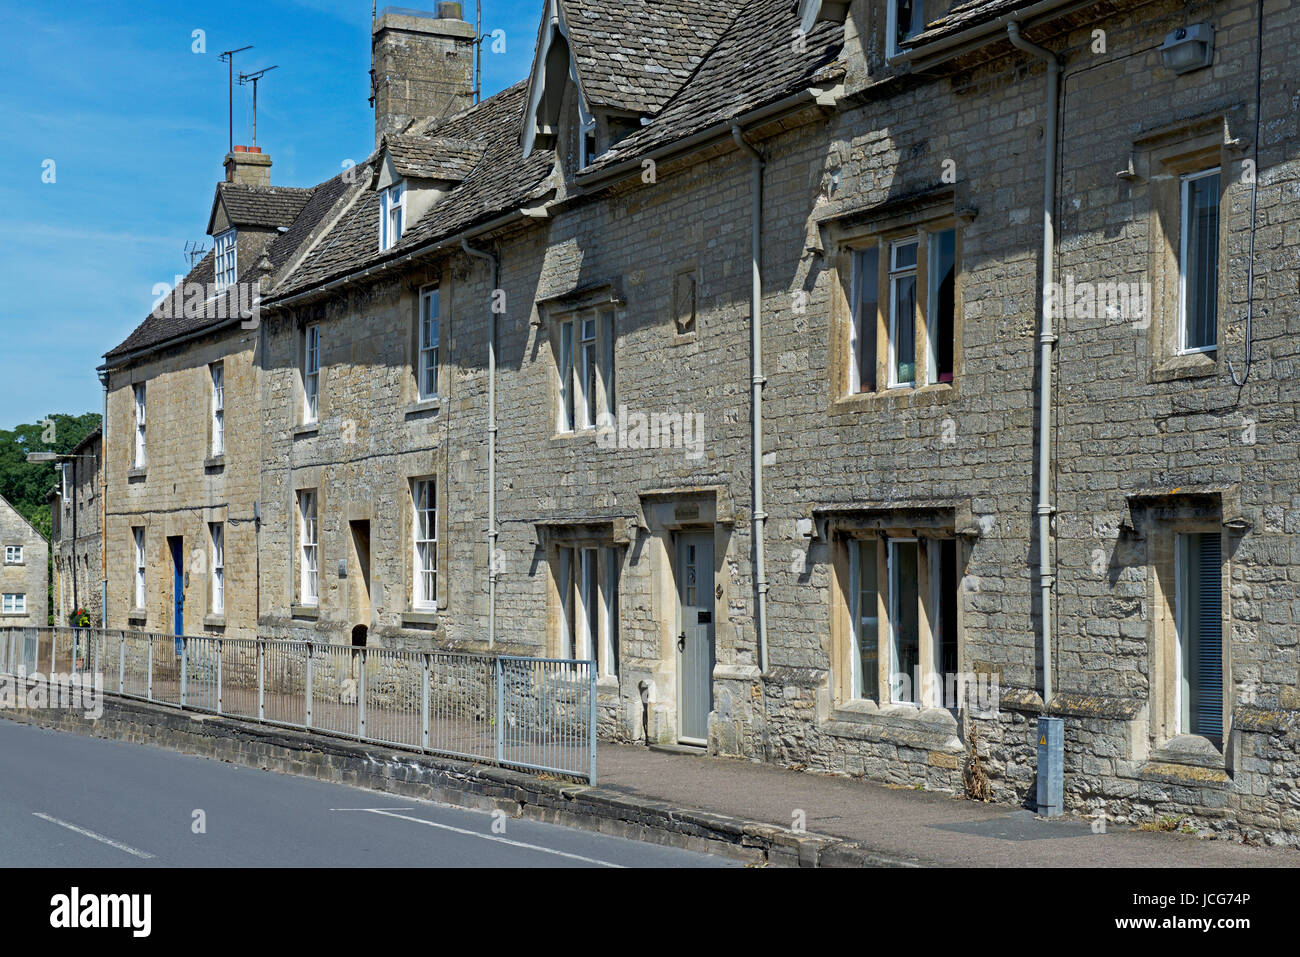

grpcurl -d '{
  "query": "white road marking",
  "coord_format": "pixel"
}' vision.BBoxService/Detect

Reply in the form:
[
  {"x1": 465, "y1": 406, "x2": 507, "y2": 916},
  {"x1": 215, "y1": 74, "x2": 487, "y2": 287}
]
[
  {"x1": 33, "y1": 812, "x2": 155, "y2": 860},
  {"x1": 333, "y1": 808, "x2": 625, "y2": 867}
]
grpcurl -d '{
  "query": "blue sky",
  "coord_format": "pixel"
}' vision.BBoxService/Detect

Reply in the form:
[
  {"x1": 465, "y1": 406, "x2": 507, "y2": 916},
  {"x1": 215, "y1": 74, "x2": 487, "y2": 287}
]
[{"x1": 0, "y1": 0, "x2": 540, "y2": 430}]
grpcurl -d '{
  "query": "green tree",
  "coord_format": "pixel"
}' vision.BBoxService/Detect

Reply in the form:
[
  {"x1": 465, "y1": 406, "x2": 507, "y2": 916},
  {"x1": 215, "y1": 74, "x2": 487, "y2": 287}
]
[{"x1": 0, "y1": 412, "x2": 102, "y2": 623}]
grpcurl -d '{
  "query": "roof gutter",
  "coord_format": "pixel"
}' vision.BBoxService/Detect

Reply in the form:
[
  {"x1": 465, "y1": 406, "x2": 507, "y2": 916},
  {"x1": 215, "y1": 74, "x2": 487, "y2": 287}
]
[
  {"x1": 101, "y1": 315, "x2": 247, "y2": 372},
  {"x1": 893, "y1": 0, "x2": 1098, "y2": 71},
  {"x1": 105, "y1": 207, "x2": 533, "y2": 370},
  {"x1": 575, "y1": 82, "x2": 842, "y2": 192},
  {"x1": 264, "y1": 207, "x2": 529, "y2": 312}
]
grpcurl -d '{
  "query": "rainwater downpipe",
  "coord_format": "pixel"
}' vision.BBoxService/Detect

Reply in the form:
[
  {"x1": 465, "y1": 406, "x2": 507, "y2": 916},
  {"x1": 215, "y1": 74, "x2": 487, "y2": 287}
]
[
  {"x1": 462, "y1": 238, "x2": 499, "y2": 649},
  {"x1": 99, "y1": 369, "x2": 108, "y2": 630},
  {"x1": 731, "y1": 125, "x2": 769, "y2": 675},
  {"x1": 1007, "y1": 21, "x2": 1059, "y2": 705}
]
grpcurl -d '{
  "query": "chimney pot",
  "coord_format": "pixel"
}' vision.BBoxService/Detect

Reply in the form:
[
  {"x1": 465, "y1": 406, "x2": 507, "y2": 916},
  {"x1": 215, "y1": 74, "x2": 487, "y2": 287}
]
[{"x1": 225, "y1": 149, "x2": 273, "y2": 187}]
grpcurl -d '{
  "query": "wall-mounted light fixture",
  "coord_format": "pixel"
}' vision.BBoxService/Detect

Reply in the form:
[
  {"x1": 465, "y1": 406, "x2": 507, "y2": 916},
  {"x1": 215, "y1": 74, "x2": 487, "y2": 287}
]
[{"x1": 1159, "y1": 23, "x2": 1215, "y2": 75}]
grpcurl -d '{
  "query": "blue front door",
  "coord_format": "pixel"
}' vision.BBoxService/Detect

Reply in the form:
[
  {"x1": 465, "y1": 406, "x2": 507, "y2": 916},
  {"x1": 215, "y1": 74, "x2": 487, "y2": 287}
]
[{"x1": 169, "y1": 537, "x2": 184, "y2": 639}]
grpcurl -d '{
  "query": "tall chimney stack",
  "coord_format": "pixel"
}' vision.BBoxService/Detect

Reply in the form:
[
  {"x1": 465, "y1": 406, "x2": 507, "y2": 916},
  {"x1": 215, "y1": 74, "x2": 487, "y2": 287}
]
[
  {"x1": 225, "y1": 145, "x2": 272, "y2": 187},
  {"x1": 371, "y1": 4, "x2": 476, "y2": 148}
]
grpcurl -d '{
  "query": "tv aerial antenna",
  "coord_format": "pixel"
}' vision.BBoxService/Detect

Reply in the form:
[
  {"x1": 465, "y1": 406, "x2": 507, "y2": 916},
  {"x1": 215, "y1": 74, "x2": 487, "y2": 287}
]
[
  {"x1": 239, "y1": 65, "x2": 279, "y2": 148},
  {"x1": 219, "y1": 45, "x2": 253, "y2": 152},
  {"x1": 184, "y1": 240, "x2": 208, "y2": 267}
]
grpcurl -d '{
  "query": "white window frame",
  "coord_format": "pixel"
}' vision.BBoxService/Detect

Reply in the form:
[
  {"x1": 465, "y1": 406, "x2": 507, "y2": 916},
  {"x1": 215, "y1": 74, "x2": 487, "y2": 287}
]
[
  {"x1": 214, "y1": 229, "x2": 238, "y2": 290},
  {"x1": 298, "y1": 490, "x2": 318, "y2": 606},
  {"x1": 412, "y1": 479, "x2": 437, "y2": 611},
  {"x1": 133, "y1": 383, "x2": 147, "y2": 468},
  {"x1": 2, "y1": 594, "x2": 25, "y2": 615},
  {"x1": 887, "y1": 538, "x2": 921, "y2": 705},
  {"x1": 210, "y1": 362, "x2": 225, "y2": 456},
  {"x1": 556, "y1": 544, "x2": 619, "y2": 677},
  {"x1": 133, "y1": 528, "x2": 146, "y2": 610},
  {"x1": 578, "y1": 107, "x2": 598, "y2": 168},
  {"x1": 4, "y1": 546, "x2": 21, "y2": 565},
  {"x1": 886, "y1": 0, "x2": 925, "y2": 58},
  {"x1": 1177, "y1": 167, "x2": 1220, "y2": 356},
  {"x1": 303, "y1": 324, "x2": 320, "y2": 424},
  {"x1": 556, "y1": 308, "x2": 615, "y2": 433},
  {"x1": 847, "y1": 538, "x2": 879, "y2": 701},
  {"x1": 848, "y1": 247, "x2": 879, "y2": 395},
  {"x1": 925, "y1": 228, "x2": 956, "y2": 385},
  {"x1": 210, "y1": 523, "x2": 225, "y2": 615},
  {"x1": 887, "y1": 239, "x2": 919, "y2": 389},
  {"x1": 380, "y1": 181, "x2": 406, "y2": 251},
  {"x1": 418, "y1": 286, "x2": 440, "y2": 401}
]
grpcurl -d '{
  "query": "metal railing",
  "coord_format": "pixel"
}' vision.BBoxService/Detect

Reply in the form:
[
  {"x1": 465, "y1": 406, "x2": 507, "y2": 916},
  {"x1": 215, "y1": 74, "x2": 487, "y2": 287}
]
[{"x1": 0, "y1": 627, "x2": 596, "y2": 784}]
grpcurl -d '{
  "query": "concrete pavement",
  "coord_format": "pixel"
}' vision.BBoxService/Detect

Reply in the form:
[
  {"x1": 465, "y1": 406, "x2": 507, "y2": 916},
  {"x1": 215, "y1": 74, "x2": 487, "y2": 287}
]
[{"x1": 595, "y1": 742, "x2": 1296, "y2": 867}]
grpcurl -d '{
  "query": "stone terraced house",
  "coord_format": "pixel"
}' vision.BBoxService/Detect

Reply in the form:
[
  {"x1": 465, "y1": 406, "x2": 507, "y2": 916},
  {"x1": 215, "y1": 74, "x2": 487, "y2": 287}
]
[
  {"x1": 0, "y1": 494, "x2": 48, "y2": 629},
  {"x1": 100, "y1": 0, "x2": 1300, "y2": 842},
  {"x1": 50, "y1": 428, "x2": 104, "y2": 627}
]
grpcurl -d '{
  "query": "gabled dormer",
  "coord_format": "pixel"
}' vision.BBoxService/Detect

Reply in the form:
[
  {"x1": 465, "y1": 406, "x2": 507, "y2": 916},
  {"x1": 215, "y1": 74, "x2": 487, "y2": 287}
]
[
  {"x1": 372, "y1": 133, "x2": 486, "y2": 251},
  {"x1": 206, "y1": 146, "x2": 312, "y2": 288},
  {"x1": 799, "y1": 0, "x2": 935, "y2": 86},
  {"x1": 521, "y1": 0, "x2": 732, "y2": 171},
  {"x1": 521, "y1": 0, "x2": 587, "y2": 161}
]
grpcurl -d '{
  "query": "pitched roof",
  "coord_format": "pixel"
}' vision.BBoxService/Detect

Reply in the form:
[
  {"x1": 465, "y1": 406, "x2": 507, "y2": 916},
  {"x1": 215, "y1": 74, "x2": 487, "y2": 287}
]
[
  {"x1": 587, "y1": 0, "x2": 844, "y2": 171},
  {"x1": 906, "y1": 0, "x2": 1044, "y2": 47},
  {"x1": 0, "y1": 492, "x2": 48, "y2": 545},
  {"x1": 382, "y1": 134, "x2": 486, "y2": 182},
  {"x1": 270, "y1": 81, "x2": 556, "y2": 299},
  {"x1": 109, "y1": 0, "x2": 851, "y2": 360},
  {"x1": 559, "y1": 0, "x2": 739, "y2": 115},
  {"x1": 213, "y1": 183, "x2": 313, "y2": 230},
  {"x1": 106, "y1": 176, "x2": 349, "y2": 361}
]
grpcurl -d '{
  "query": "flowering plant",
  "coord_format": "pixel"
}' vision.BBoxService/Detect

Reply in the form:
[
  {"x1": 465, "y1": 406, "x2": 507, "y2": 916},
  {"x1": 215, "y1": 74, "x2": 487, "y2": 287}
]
[{"x1": 69, "y1": 608, "x2": 92, "y2": 628}]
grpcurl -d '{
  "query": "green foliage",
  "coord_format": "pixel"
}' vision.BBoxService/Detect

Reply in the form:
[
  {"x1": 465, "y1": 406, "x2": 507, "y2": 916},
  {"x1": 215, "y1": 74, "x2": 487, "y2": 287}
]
[
  {"x1": 0, "y1": 412, "x2": 101, "y2": 626},
  {"x1": 0, "y1": 412, "x2": 101, "y2": 539}
]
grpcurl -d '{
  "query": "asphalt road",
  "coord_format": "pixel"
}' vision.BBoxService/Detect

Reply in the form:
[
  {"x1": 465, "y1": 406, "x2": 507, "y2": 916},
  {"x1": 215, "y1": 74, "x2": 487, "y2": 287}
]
[{"x1": 0, "y1": 720, "x2": 737, "y2": 867}]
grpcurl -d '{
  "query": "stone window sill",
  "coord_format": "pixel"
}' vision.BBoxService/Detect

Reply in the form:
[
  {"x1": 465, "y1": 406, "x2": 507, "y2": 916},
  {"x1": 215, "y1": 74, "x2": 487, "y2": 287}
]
[
  {"x1": 595, "y1": 675, "x2": 620, "y2": 692},
  {"x1": 822, "y1": 699, "x2": 964, "y2": 751},
  {"x1": 204, "y1": 455, "x2": 226, "y2": 471},
  {"x1": 290, "y1": 604, "x2": 319, "y2": 620},
  {"x1": 550, "y1": 427, "x2": 600, "y2": 443},
  {"x1": 404, "y1": 398, "x2": 441, "y2": 418},
  {"x1": 1151, "y1": 350, "x2": 1216, "y2": 383},
  {"x1": 127, "y1": 467, "x2": 147, "y2": 481},
  {"x1": 293, "y1": 423, "x2": 320, "y2": 439},
  {"x1": 127, "y1": 610, "x2": 147, "y2": 624},
  {"x1": 401, "y1": 610, "x2": 439, "y2": 628},
  {"x1": 1150, "y1": 733, "x2": 1225, "y2": 768},
  {"x1": 203, "y1": 615, "x2": 226, "y2": 629},
  {"x1": 829, "y1": 379, "x2": 957, "y2": 417},
  {"x1": 0, "y1": 612, "x2": 29, "y2": 619}
]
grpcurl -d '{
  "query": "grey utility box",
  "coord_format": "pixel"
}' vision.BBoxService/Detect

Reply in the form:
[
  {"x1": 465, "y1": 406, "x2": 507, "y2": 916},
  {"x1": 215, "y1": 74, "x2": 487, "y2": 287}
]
[{"x1": 1036, "y1": 716, "x2": 1064, "y2": 817}]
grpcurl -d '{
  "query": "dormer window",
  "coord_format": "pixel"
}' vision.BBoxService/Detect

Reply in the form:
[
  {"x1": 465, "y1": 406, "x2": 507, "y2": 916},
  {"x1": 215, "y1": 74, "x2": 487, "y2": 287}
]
[
  {"x1": 214, "y1": 229, "x2": 237, "y2": 290},
  {"x1": 579, "y1": 113, "x2": 598, "y2": 169},
  {"x1": 380, "y1": 181, "x2": 405, "y2": 251},
  {"x1": 887, "y1": 0, "x2": 925, "y2": 57}
]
